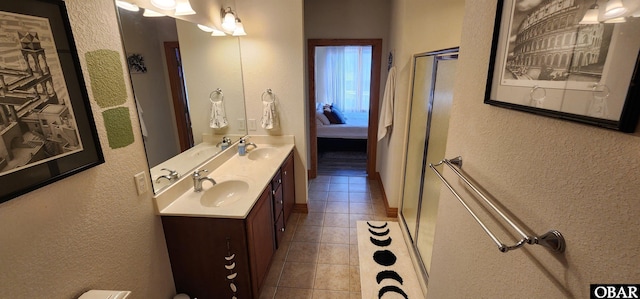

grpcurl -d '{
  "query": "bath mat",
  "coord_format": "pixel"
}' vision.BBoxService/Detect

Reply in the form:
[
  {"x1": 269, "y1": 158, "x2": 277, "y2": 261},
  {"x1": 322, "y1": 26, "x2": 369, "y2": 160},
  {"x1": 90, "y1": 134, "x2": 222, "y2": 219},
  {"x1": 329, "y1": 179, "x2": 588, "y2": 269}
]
[{"x1": 357, "y1": 221, "x2": 423, "y2": 298}]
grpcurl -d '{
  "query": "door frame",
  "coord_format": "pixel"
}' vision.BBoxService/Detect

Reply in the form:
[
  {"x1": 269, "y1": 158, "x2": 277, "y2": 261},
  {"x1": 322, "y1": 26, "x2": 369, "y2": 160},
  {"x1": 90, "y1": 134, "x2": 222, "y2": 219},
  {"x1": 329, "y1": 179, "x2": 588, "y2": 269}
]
[
  {"x1": 307, "y1": 39, "x2": 382, "y2": 179},
  {"x1": 163, "y1": 41, "x2": 194, "y2": 152}
]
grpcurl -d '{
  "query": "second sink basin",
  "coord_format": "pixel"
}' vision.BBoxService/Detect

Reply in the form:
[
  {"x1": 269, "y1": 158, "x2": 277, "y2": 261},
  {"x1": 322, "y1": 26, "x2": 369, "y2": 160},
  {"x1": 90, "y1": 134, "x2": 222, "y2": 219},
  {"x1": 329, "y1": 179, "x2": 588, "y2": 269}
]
[
  {"x1": 200, "y1": 180, "x2": 249, "y2": 207},
  {"x1": 247, "y1": 147, "x2": 279, "y2": 161}
]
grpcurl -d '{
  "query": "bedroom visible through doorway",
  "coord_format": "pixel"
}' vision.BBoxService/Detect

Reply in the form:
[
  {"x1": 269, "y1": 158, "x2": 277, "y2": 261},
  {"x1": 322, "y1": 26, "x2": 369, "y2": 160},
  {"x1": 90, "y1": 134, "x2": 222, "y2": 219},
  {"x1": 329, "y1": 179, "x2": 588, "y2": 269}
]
[
  {"x1": 316, "y1": 45, "x2": 371, "y2": 176},
  {"x1": 307, "y1": 39, "x2": 382, "y2": 179}
]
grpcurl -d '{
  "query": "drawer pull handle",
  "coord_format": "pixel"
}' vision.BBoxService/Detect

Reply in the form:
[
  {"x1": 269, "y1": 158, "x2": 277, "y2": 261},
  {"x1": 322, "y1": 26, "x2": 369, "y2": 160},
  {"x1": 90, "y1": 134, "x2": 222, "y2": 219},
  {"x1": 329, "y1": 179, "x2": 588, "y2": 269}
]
[
  {"x1": 278, "y1": 179, "x2": 282, "y2": 184},
  {"x1": 281, "y1": 227, "x2": 285, "y2": 232},
  {"x1": 272, "y1": 190, "x2": 276, "y2": 195},
  {"x1": 279, "y1": 200, "x2": 283, "y2": 205},
  {"x1": 284, "y1": 171, "x2": 287, "y2": 175}
]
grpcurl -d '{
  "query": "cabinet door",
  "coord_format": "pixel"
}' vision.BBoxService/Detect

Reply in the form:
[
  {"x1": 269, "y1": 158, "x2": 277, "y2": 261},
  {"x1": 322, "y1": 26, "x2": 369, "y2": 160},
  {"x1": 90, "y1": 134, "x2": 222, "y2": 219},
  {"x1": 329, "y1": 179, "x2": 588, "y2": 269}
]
[
  {"x1": 282, "y1": 151, "x2": 295, "y2": 225},
  {"x1": 246, "y1": 186, "x2": 276, "y2": 297},
  {"x1": 161, "y1": 216, "x2": 251, "y2": 299}
]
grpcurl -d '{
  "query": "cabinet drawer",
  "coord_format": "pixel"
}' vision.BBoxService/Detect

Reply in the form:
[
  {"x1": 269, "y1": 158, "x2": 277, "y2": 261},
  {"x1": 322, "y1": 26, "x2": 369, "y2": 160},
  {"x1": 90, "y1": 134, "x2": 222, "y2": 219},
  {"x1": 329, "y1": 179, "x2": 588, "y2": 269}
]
[
  {"x1": 271, "y1": 170, "x2": 282, "y2": 188},
  {"x1": 274, "y1": 211, "x2": 285, "y2": 247},
  {"x1": 272, "y1": 184, "x2": 283, "y2": 217}
]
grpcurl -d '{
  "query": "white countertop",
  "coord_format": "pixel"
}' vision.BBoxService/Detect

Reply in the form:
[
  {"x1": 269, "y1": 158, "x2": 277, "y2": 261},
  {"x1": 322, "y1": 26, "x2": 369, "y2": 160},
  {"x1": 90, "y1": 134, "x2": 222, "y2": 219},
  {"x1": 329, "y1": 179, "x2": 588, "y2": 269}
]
[{"x1": 155, "y1": 141, "x2": 294, "y2": 219}]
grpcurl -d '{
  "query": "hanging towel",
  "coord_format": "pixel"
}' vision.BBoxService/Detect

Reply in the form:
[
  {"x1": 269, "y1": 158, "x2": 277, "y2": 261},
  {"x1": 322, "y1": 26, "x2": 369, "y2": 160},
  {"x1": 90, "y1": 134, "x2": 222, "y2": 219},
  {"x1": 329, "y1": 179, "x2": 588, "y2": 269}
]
[
  {"x1": 209, "y1": 100, "x2": 228, "y2": 128},
  {"x1": 135, "y1": 100, "x2": 148, "y2": 137},
  {"x1": 378, "y1": 66, "x2": 396, "y2": 141},
  {"x1": 261, "y1": 101, "x2": 278, "y2": 129}
]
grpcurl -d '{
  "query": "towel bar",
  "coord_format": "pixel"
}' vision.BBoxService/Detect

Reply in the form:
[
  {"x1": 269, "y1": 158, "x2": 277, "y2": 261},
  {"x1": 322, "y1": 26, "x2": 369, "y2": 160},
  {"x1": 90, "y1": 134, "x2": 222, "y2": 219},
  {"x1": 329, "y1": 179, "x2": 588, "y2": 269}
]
[{"x1": 429, "y1": 157, "x2": 565, "y2": 253}]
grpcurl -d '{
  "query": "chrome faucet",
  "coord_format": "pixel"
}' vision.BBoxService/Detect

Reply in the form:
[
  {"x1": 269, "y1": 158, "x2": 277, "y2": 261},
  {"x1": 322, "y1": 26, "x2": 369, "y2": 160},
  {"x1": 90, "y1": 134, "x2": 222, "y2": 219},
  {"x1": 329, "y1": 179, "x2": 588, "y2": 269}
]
[
  {"x1": 240, "y1": 137, "x2": 258, "y2": 150},
  {"x1": 193, "y1": 169, "x2": 217, "y2": 192},
  {"x1": 216, "y1": 136, "x2": 232, "y2": 148},
  {"x1": 155, "y1": 168, "x2": 179, "y2": 183}
]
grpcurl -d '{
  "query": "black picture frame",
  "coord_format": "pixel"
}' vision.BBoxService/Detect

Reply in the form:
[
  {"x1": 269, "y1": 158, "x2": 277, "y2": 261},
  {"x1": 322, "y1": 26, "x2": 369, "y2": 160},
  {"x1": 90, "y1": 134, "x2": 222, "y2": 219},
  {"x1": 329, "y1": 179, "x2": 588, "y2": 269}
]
[
  {"x1": 485, "y1": 0, "x2": 640, "y2": 133},
  {"x1": 0, "y1": 0, "x2": 104, "y2": 203}
]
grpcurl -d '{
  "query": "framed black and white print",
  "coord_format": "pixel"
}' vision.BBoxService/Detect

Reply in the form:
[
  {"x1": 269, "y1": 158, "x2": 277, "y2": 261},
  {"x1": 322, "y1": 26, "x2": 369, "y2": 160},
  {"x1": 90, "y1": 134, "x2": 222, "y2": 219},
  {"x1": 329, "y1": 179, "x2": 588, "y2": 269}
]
[
  {"x1": 0, "y1": 0, "x2": 104, "y2": 203},
  {"x1": 485, "y1": 0, "x2": 640, "y2": 132}
]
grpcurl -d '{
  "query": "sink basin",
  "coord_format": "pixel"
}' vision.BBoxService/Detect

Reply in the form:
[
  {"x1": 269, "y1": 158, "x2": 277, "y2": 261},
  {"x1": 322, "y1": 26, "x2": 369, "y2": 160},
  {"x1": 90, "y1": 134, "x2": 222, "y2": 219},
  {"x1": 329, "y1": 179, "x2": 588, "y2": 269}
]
[
  {"x1": 247, "y1": 147, "x2": 279, "y2": 161},
  {"x1": 189, "y1": 146, "x2": 218, "y2": 158},
  {"x1": 200, "y1": 180, "x2": 249, "y2": 207}
]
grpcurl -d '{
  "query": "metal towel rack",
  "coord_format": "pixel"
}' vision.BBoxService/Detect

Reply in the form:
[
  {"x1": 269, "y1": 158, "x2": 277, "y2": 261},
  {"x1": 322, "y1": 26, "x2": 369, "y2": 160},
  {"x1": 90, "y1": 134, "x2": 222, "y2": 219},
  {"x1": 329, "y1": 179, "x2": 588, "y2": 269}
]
[{"x1": 429, "y1": 156, "x2": 565, "y2": 253}]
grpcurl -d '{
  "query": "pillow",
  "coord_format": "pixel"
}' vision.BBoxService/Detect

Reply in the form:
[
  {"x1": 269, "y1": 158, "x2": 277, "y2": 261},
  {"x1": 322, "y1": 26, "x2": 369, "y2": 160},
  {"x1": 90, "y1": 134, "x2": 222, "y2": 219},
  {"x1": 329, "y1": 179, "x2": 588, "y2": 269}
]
[
  {"x1": 331, "y1": 106, "x2": 347, "y2": 123},
  {"x1": 316, "y1": 110, "x2": 330, "y2": 125},
  {"x1": 323, "y1": 105, "x2": 347, "y2": 124}
]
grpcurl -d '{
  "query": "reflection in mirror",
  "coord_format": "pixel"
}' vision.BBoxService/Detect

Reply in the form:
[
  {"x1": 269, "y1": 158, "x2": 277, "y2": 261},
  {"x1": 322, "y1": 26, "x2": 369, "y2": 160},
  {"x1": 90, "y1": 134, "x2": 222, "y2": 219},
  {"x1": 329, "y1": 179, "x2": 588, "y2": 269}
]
[{"x1": 116, "y1": 6, "x2": 247, "y2": 193}]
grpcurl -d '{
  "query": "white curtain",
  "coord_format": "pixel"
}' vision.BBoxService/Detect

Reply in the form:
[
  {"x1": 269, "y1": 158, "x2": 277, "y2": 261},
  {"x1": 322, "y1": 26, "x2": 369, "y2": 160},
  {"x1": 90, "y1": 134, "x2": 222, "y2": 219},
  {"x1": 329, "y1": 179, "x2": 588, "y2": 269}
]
[{"x1": 315, "y1": 46, "x2": 372, "y2": 112}]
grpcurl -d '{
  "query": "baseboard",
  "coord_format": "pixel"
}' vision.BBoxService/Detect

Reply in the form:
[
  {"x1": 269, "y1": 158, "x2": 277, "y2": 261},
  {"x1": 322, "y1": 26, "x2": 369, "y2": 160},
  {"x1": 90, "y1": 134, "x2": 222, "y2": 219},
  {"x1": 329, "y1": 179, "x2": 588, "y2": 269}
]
[
  {"x1": 374, "y1": 172, "x2": 398, "y2": 218},
  {"x1": 293, "y1": 203, "x2": 308, "y2": 213}
]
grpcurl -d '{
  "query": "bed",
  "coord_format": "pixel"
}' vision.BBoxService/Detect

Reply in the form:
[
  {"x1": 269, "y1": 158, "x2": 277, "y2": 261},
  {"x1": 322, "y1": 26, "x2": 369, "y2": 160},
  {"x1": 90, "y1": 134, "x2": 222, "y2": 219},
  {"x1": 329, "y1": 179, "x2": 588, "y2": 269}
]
[
  {"x1": 316, "y1": 111, "x2": 369, "y2": 139},
  {"x1": 316, "y1": 110, "x2": 369, "y2": 152}
]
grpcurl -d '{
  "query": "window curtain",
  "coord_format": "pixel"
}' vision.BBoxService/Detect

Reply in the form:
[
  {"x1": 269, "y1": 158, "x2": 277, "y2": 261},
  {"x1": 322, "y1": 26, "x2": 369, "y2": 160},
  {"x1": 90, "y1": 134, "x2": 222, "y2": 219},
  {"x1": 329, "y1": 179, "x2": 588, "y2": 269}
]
[{"x1": 315, "y1": 46, "x2": 372, "y2": 112}]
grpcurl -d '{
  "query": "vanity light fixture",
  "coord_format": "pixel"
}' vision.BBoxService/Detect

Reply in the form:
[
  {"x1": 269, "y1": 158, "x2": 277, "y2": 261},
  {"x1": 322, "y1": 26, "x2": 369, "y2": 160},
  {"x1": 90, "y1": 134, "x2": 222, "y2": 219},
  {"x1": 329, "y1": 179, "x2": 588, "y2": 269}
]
[
  {"x1": 211, "y1": 28, "x2": 226, "y2": 36},
  {"x1": 232, "y1": 18, "x2": 247, "y2": 36},
  {"x1": 174, "y1": 0, "x2": 196, "y2": 16},
  {"x1": 221, "y1": 7, "x2": 237, "y2": 32},
  {"x1": 197, "y1": 24, "x2": 227, "y2": 36},
  {"x1": 197, "y1": 24, "x2": 214, "y2": 32},
  {"x1": 579, "y1": 0, "x2": 601, "y2": 24},
  {"x1": 604, "y1": 16, "x2": 627, "y2": 22},
  {"x1": 115, "y1": 0, "x2": 139, "y2": 12},
  {"x1": 151, "y1": 0, "x2": 176, "y2": 10},
  {"x1": 143, "y1": 8, "x2": 165, "y2": 17},
  {"x1": 604, "y1": 0, "x2": 628, "y2": 18}
]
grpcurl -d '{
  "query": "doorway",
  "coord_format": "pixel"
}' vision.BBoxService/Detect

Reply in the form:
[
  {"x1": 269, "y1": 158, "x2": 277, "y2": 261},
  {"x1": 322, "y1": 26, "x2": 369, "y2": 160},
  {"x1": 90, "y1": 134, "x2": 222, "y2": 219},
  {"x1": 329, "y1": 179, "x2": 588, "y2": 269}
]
[
  {"x1": 163, "y1": 41, "x2": 193, "y2": 152},
  {"x1": 307, "y1": 39, "x2": 382, "y2": 179}
]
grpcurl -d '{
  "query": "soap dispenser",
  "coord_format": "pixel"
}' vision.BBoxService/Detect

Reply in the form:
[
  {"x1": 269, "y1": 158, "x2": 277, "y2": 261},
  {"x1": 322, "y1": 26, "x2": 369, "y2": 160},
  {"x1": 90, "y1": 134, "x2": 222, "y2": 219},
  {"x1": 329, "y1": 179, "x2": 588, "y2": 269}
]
[
  {"x1": 220, "y1": 137, "x2": 230, "y2": 150},
  {"x1": 238, "y1": 138, "x2": 246, "y2": 156}
]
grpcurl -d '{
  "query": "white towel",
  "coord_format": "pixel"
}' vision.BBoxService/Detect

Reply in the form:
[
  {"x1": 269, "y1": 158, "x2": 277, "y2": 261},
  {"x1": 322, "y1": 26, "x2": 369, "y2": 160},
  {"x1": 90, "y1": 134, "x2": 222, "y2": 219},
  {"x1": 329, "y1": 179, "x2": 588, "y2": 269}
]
[
  {"x1": 378, "y1": 66, "x2": 396, "y2": 141},
  {"x1": 209, "y1": 101, "x2": 228, "y2": 128},
  {"x1": 135, "y1": 100, "x2": 148, "y2": 137},
  {"x1": 261, "y1": 101, "x2": 278, "y2": 129}
]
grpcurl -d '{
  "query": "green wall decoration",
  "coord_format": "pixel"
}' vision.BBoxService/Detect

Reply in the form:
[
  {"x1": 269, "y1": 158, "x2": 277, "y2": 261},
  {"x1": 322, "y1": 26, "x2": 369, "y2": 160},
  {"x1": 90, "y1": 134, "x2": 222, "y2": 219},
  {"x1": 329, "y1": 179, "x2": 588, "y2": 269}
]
[
  {"x1": 102, "y1": 107, "x2": 134, "y2": 149},
  {"x1": 86, "y1": 49, "x2": 128, "y2": 108}
]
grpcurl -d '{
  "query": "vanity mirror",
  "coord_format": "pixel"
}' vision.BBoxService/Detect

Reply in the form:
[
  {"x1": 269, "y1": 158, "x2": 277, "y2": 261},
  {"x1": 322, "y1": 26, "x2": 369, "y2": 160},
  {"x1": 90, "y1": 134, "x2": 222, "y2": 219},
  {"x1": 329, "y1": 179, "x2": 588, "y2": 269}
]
[{"x1": 115, "y1": 3, "x2": 247, "y2": 193}]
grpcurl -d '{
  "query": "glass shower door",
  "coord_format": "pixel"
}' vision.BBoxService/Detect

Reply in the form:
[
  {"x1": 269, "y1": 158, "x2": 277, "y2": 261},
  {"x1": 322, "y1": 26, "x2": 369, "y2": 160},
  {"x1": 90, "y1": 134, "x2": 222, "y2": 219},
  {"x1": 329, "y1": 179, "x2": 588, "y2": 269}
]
[
  {"x1": 400, "y1": 48, "x2": 458, "y2": 281},
  {"x1": 416, "y1": 57, "x2": 457, "y2": 273},
  {"x1": 400, "y1": 55, "x2": 435, "y2": 245}
]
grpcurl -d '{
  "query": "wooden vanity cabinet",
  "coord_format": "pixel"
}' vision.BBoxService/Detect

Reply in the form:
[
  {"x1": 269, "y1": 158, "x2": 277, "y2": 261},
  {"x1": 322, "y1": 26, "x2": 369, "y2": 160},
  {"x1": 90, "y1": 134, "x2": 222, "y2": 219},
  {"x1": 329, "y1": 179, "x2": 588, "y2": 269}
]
[
  {"x1": 161, "y1": 186, "x2": 275, "y2": 299},
  {"x1": 161, "y1": 149, "x2": 295, "y2": 299}
]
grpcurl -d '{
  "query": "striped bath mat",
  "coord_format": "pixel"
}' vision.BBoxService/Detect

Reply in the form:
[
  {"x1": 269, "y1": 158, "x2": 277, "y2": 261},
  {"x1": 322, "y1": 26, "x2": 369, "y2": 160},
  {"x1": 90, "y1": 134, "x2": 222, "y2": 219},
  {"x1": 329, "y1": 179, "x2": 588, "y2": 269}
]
[{"x1": 357, "y1": 221, "x2": 423, "y2": 298}]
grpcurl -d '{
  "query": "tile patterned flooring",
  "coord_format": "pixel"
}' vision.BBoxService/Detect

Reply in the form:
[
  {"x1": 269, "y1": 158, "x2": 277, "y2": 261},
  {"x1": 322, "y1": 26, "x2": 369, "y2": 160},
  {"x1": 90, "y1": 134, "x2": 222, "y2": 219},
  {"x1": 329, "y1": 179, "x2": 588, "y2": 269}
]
[{"x1": 258, "y1": 175, "x2": 396, "y2": 299}]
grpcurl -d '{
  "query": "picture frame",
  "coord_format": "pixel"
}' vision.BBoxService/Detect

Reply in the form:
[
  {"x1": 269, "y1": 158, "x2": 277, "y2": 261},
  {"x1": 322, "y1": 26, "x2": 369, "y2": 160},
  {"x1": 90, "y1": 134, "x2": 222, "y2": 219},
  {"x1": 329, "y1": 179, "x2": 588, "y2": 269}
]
[
  {"x1": 485, "y1": 0, "x2": 640, "y2": 132},
  {"x1": 0, "y1": 0, "x2": 104, "y2": 203}
]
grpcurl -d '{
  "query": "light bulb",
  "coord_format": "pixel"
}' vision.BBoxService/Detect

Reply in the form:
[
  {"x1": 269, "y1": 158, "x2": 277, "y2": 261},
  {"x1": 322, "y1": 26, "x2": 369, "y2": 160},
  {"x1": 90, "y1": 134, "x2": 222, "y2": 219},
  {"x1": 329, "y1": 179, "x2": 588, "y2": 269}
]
[{"x1": 222, "y1": 11, "x2": 237, "y2": 32}]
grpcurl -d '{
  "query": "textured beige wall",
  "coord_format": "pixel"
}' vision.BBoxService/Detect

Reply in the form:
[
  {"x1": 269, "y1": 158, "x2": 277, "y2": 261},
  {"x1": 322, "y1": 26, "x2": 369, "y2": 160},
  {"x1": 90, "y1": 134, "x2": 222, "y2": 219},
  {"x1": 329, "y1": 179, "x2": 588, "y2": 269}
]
[
  {"x1": 379, "y1": 0, "x2": 465, "y2": 208},
  {"x1": 426, "y1": 1, "x2": 640, "y2": 298},
  {"x1": 0, "y1": 0, "x2": 175, "y2": 298},
  {"x1": 236, "y1": 0, "x2": 308, "y2": 203}
]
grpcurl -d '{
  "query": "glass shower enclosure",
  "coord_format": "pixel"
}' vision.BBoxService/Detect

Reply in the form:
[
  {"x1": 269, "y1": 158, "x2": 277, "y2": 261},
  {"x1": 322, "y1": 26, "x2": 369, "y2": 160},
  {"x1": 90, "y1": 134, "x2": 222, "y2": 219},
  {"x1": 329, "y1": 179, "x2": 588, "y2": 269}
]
[{"x1": 400, "y1": 47, "x2": 459, "y2": 283}]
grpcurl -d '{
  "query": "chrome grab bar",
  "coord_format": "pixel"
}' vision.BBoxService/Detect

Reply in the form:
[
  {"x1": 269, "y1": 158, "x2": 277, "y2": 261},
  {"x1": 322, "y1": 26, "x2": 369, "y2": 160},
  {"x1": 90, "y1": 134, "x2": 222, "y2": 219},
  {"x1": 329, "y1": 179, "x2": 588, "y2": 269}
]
[{"x1": 429, "y1": 156, "x2": 565, "y2": 253}]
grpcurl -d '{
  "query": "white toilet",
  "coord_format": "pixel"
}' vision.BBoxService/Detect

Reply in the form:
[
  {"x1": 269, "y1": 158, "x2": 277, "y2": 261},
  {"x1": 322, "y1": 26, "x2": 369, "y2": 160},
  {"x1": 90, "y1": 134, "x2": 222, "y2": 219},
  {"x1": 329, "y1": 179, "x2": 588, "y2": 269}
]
[{"x1": 78, "y1": 290, "x2": 131, "y2": 299}]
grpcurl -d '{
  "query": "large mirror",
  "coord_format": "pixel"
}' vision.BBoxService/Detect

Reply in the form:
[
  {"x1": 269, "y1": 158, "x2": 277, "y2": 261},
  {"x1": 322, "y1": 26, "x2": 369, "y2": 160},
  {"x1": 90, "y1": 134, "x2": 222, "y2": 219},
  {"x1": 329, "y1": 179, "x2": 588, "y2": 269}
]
[{"x1": 116, "y1": 4, "x2": 247, "y2": 193}]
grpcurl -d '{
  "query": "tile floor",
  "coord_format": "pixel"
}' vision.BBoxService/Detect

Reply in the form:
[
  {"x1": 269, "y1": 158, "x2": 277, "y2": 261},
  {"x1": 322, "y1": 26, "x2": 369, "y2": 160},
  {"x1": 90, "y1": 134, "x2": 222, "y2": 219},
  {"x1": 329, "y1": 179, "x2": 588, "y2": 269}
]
[{"x1": 258, "y1": 175, "x2": 396, "y2": 299}]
